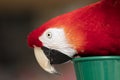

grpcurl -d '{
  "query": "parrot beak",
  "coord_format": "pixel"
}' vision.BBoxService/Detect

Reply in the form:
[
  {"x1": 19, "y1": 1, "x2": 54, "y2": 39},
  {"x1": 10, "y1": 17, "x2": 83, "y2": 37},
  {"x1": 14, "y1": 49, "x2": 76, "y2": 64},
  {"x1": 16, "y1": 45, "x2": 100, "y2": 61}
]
[
  {"x1": 41, "y1": 46, "x2": 72, "y2": 64},
  {"x1": 33, "y1": 46, "x2": 72, "y2": 74},
  {"x1": 34, "y1": 46, "x2": 58, "y2": 74}
]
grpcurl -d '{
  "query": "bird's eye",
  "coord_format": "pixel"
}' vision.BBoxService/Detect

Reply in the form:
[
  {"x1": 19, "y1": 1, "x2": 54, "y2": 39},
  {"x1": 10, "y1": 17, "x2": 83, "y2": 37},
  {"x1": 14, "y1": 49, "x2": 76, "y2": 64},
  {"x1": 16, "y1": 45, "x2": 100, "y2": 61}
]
[{"x1": 46, "y1": 32, "x2": 52, "y2": 39}]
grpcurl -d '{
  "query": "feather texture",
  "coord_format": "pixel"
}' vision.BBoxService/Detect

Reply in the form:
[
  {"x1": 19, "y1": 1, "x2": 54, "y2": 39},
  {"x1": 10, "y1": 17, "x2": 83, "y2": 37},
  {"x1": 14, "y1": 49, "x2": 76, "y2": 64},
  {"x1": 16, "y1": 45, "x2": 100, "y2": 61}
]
[{"x1": 28, "y1": 0, "x2": 120, "y2": 56}]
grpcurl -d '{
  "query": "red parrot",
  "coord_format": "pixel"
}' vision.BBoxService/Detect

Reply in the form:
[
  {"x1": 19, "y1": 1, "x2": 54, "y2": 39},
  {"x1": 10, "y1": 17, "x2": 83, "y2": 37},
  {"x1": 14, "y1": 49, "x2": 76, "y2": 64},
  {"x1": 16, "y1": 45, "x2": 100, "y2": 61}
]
[{"x1": 27, "y1": 0, "x2": 120, "y2": 74}]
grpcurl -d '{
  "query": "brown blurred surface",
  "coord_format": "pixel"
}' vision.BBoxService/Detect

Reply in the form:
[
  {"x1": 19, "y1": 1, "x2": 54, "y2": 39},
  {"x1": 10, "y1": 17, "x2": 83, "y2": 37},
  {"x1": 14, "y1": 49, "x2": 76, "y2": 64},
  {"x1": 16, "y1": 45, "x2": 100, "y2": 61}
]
[{"x1": 0, "y1": 0, "x2": 98, "y2": 80}]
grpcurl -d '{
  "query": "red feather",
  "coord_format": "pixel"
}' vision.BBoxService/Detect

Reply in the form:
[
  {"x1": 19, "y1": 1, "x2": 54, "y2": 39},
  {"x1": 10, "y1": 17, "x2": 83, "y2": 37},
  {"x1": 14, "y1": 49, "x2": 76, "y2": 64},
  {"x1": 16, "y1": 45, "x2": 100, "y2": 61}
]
[{"x1": 28, "y1": 0, "x2": 120, "y2": 56}]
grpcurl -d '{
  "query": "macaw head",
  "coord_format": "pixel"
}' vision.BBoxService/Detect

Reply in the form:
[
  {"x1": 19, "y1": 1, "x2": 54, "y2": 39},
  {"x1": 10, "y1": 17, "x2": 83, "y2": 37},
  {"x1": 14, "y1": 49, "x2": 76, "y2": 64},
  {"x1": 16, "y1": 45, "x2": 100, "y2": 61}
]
[
  {"x1": 27, "y1": 0, "x2": 120, "y2": 74},
  {"x1": 27, "y1": 13, "x2": 85, "y2": 74}
]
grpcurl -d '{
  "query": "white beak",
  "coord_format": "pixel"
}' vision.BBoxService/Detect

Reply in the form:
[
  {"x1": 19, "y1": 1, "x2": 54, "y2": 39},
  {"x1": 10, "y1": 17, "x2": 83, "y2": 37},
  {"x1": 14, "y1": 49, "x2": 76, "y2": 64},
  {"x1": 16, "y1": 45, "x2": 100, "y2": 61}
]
[{"x1": 34, "y1": 46, "x2": 58, "y2": 74}]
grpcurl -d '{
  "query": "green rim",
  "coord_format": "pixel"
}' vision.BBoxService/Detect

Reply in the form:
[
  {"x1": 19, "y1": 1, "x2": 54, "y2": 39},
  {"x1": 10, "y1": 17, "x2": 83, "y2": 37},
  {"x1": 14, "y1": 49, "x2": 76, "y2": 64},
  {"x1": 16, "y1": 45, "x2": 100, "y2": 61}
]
[{"x1": 73, "y1": 56, "x2": 120, "y2": 62}]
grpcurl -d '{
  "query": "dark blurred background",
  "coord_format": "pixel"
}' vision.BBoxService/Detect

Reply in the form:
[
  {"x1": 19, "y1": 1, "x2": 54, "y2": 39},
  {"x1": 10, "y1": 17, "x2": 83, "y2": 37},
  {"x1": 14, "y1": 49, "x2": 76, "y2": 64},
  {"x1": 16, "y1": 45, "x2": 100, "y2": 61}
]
[{"x1": 0, "y1": 0, "x2": 98, "y2": 80}]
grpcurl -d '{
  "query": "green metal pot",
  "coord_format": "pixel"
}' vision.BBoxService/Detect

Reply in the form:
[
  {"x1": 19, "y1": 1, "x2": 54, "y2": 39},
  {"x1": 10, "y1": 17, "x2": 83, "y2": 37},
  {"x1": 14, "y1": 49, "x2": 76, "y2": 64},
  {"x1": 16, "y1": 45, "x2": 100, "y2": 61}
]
[{"x1": 73, "y1": 56, "x2": 120, "y2": 80}]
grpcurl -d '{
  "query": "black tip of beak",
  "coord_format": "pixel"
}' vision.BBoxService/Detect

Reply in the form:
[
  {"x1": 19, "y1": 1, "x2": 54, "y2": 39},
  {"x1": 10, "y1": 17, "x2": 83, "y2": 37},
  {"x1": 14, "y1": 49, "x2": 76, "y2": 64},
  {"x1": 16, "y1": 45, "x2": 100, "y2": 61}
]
[{"x1": 41, "y1": 47, "x2": 72, "y2": 64}]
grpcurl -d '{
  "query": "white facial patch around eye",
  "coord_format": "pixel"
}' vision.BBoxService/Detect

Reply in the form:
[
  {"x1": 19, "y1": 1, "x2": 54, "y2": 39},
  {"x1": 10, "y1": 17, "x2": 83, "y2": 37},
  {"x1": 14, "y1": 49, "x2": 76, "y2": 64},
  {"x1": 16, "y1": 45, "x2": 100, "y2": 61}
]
[{"x1": 39, "y1": 28, "x2": 77, "y2": 57}]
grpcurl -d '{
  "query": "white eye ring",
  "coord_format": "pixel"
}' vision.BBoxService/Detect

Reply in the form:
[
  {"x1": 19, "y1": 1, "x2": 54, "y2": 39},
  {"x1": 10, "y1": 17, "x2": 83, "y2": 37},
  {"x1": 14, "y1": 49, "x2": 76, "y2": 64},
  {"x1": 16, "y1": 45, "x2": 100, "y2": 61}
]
[{"x1": 46, "y1": 32, "x2": 52, "y2": 39}]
